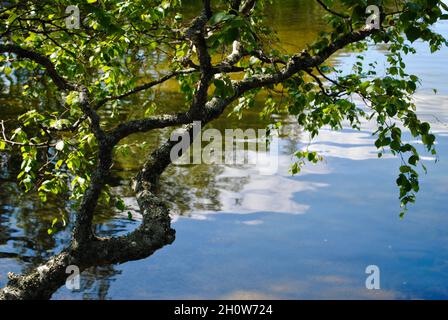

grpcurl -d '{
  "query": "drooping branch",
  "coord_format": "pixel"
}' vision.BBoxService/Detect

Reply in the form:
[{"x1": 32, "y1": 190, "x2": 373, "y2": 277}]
[
  {"x1": 0, "y1": 44, "x2": 76, "y2": 91},
  {"x1": 94, "y1": 68, "x2": 197, "y2": 110}
]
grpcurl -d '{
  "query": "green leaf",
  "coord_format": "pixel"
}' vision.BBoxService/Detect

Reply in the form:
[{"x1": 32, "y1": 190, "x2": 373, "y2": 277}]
[
  {"x1": 210, "y1": 12, "x2": 234, "y2": 25},
  {"x1": 4, "y1": 66, "x2": 12, "y2": 76},
  {"x1": 400, "y1": 165, "x2": 411, "y2": 173},
  {"x1": 422, "y1": 134, "x2": 436, "y2": 147},
  {"x1": 405, "y1": 26, "x2": 421, "y2": 43},
  {"x1": 408, "y1": 155, "x2": 419, "y2": 166},
  {"x1": 115, "y1": 198, "x2": 126, "y2": 211}
]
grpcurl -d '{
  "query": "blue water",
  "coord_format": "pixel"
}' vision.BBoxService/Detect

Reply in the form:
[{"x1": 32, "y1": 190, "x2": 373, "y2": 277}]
[{"x1": 46, "y1": 131, "x2": 447, "y2": 299}]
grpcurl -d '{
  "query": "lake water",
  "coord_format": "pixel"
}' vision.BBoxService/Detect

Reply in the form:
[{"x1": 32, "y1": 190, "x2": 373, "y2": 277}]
[{"x1": 1, "y1": 1, "x2": 448, "y2": 299}]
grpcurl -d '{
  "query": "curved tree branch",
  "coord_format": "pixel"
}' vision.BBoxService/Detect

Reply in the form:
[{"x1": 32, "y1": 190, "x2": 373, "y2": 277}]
[{"x1": 0, "y1": 44, "x2": 76, "y2": 91}]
